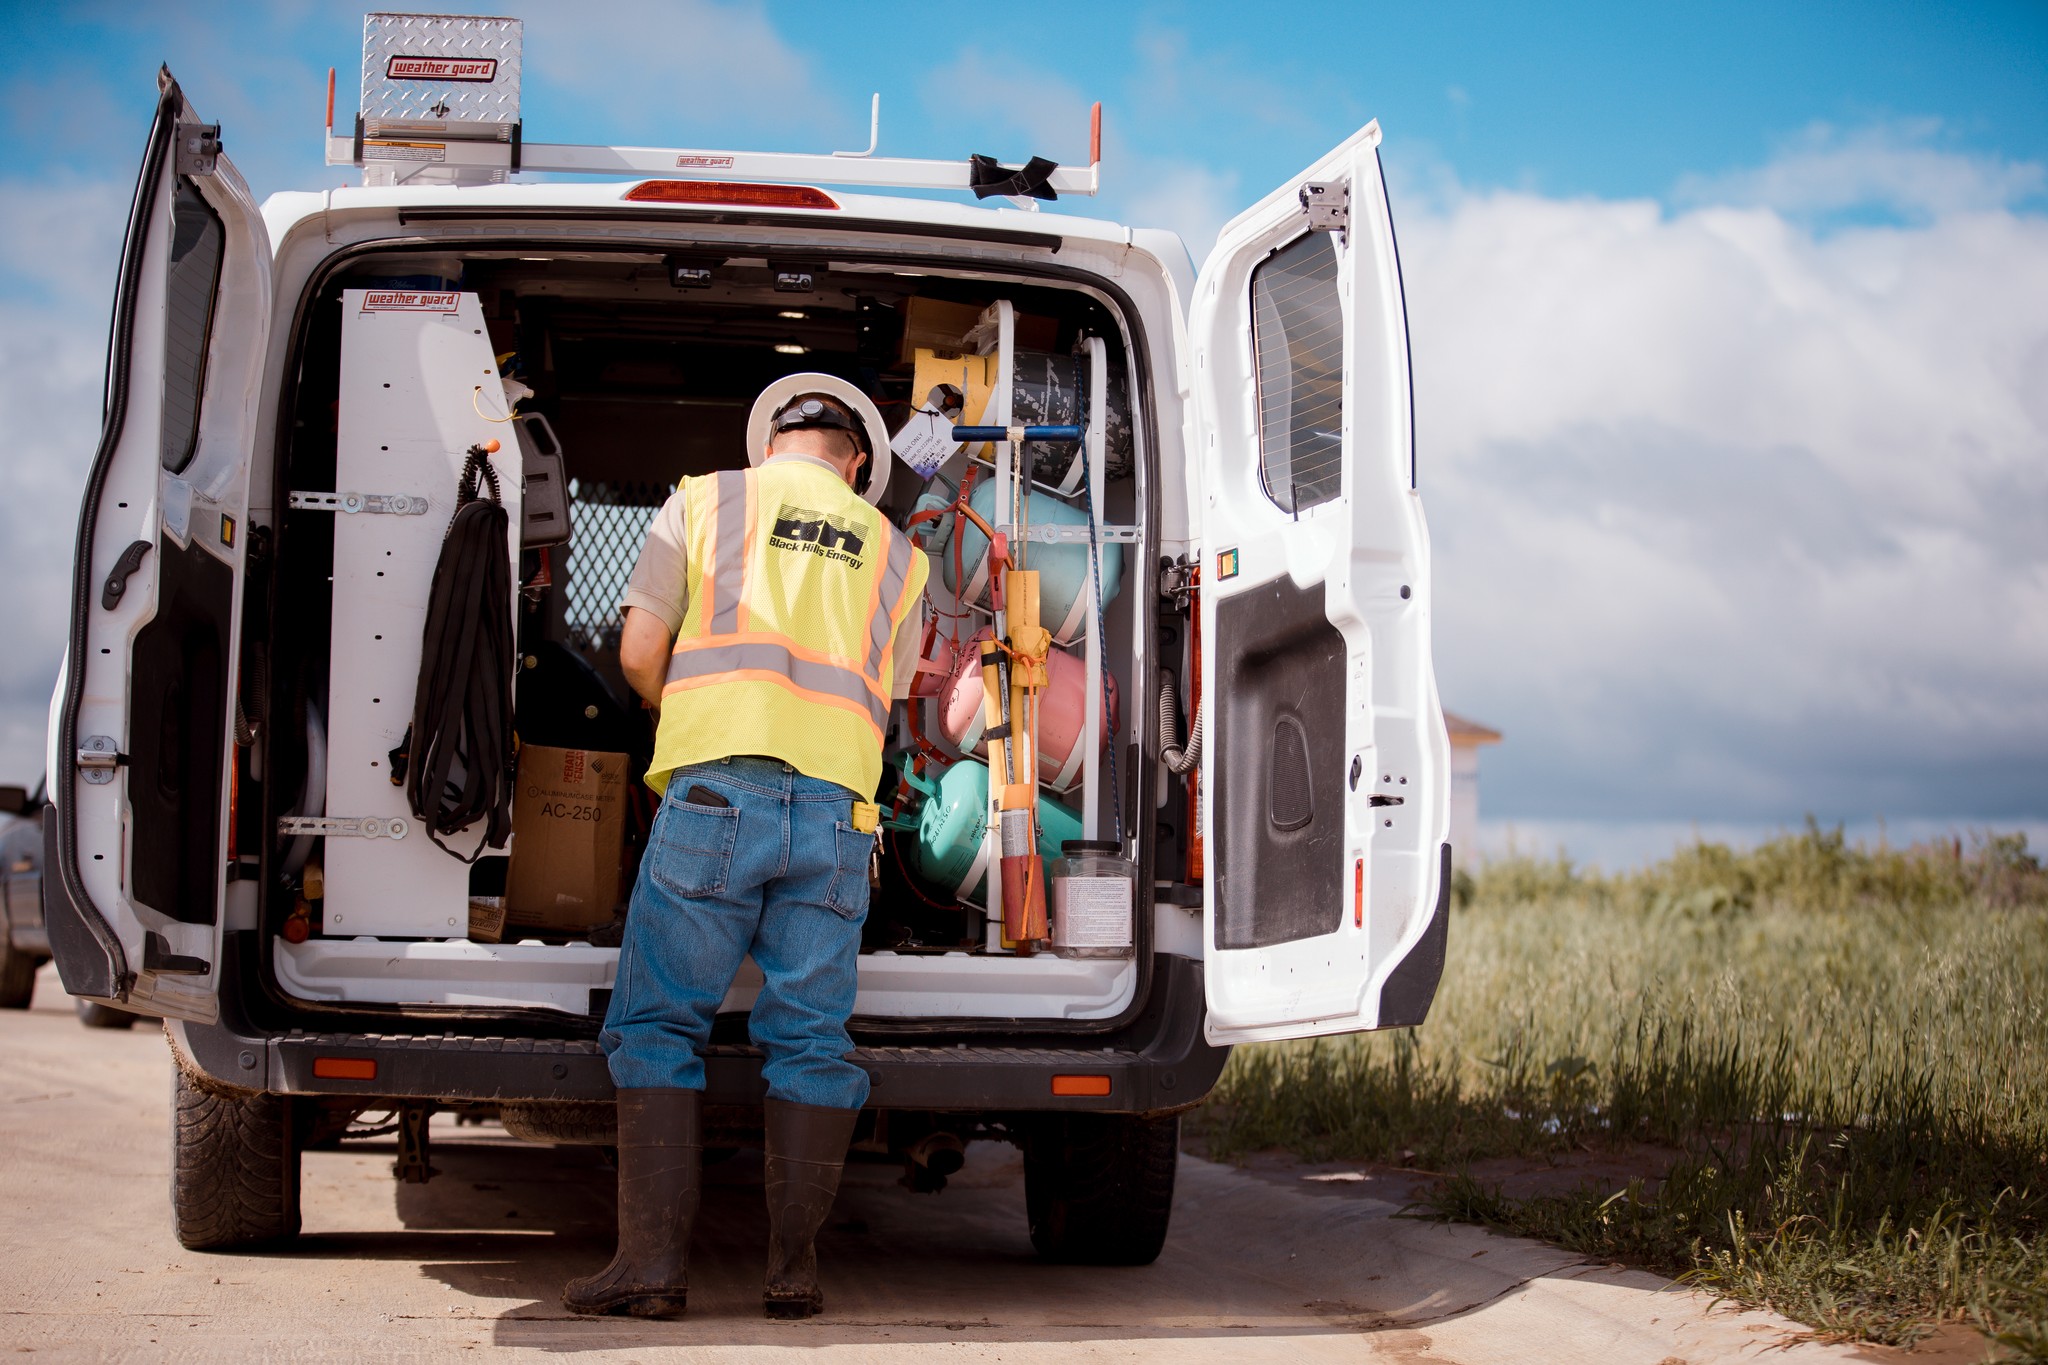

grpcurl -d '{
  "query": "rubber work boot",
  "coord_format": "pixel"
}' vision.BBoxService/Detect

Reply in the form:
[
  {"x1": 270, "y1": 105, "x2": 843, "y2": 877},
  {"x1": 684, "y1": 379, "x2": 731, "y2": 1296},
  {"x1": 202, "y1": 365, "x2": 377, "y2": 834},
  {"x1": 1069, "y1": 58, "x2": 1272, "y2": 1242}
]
[
  {"x1": 761, "y1": 1098, "x2": 860, "y2": 1319},
  {"x1": 564, "y1": 1088, "x2": 700, "y2": 1318}
]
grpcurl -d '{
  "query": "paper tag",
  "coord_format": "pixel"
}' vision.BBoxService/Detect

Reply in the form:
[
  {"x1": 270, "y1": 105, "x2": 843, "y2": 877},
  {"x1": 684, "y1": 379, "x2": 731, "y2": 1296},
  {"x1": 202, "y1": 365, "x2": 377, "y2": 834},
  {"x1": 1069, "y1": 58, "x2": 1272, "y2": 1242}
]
[{"x1": 891, "y1": 406, "x2": 958, "y2": 480}]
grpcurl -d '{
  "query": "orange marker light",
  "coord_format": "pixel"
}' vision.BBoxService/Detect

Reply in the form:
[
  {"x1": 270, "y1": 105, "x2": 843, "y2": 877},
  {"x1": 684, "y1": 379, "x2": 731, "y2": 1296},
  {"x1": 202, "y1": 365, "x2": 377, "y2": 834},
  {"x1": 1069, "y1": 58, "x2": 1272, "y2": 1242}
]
[
  {"x1": 623, "y1": 181, "x2": 839, "y2": 210},
  {"x1": 1089, "y1": 101, "x2": 1102, "y2": 165},
  {"x1": 312, "y1": 1057, "x2": 377, "y2": 1081},
  {"x1": 325, "y1": 67, "x2": 336, "y2": 133},
  {"x1": 1354, "y1": 857, "x2": 1364, "y2": 929},
  {"x1": 1051, "y1": 1074, "x2": 1112, "y2": 1097}
]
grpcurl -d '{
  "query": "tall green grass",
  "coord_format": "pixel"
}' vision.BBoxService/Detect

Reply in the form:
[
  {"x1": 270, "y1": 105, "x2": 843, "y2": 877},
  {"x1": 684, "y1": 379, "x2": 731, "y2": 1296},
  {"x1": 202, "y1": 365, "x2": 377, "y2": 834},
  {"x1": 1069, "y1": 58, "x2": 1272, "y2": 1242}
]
[{"x1": 1191, "y1": 824, "x2": 2048, "y2": 1353}]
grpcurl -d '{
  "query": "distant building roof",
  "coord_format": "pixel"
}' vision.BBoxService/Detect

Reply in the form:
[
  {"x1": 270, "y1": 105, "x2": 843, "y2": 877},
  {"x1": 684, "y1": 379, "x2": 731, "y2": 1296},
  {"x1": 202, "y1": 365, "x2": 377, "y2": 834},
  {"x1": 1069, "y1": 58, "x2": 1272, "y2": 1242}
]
[{"x1": 1444, "y1": 711, "x2": 1502, "y2": 746}]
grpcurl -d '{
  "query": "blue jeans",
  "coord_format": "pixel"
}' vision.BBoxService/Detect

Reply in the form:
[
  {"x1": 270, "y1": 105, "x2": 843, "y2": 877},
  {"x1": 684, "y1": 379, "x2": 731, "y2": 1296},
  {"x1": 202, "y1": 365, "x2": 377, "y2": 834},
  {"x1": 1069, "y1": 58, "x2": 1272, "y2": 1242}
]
[{"x1": 601, "y1": 756, "x2": 875, "y2": 1109}]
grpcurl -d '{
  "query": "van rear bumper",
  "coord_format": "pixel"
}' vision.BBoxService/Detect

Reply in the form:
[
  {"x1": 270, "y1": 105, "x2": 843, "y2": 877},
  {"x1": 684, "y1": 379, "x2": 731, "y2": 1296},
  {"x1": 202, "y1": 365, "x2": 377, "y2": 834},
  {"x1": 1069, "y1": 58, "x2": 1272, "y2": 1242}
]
[{"x1": 168, "y1": 952, "x2": 1226, "y2": 1117}]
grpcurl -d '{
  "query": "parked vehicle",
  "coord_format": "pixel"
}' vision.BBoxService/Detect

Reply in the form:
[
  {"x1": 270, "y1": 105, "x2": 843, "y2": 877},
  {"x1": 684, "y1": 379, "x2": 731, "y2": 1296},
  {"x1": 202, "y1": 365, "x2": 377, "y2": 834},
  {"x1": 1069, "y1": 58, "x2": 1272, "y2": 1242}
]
[
  {"x1": 44, "y1": 17, "x2": 1450, "y2": 1255},
  {"x1": 1, "y1": 782, "x2": 137, "y2": 1026},
  {"x1": 0, "y1": 783, "x2": 43, "y2": 1009}
]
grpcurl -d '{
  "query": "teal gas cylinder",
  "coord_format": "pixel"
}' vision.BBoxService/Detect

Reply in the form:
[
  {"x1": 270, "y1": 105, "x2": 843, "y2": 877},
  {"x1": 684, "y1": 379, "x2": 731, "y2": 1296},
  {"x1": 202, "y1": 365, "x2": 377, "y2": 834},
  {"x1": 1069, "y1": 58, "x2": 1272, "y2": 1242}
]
[
  {"x1": 921, "y1": 480, "x2": 1125, "y2": 647},
  {"x1": 903, "y1": 758, "x2": 1081, "y2": 905}
]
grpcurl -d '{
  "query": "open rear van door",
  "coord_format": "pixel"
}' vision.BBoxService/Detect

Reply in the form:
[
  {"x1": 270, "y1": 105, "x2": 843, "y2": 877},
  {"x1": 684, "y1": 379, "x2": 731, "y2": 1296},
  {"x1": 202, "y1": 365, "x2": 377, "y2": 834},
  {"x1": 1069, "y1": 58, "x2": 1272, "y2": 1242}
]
[
  {"x1": 46, "y1": 71, "x2": 271, "y2": 1023},
  {"x1": 1187, "y1": 122, "x2": 1452, "y2": 1046}
]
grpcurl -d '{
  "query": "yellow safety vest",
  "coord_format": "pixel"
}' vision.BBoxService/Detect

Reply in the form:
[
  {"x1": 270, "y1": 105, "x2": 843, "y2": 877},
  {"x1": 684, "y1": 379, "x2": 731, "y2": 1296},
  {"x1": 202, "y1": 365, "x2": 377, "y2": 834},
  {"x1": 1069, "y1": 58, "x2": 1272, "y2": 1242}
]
[{"x1": 648, "y1": 458, "x2": 928, "y2": 799}]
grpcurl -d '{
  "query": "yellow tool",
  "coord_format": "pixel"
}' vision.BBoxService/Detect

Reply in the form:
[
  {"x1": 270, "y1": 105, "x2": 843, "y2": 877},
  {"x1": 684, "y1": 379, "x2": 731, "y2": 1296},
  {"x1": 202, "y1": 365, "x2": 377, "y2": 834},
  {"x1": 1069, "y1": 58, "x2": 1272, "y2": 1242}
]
[
  {"x1": 995, "y1": 569, "x2": 1050, "y2": 951},
  {"x1": 850, "y1": 801, "x2": 880, "y2": 834}
]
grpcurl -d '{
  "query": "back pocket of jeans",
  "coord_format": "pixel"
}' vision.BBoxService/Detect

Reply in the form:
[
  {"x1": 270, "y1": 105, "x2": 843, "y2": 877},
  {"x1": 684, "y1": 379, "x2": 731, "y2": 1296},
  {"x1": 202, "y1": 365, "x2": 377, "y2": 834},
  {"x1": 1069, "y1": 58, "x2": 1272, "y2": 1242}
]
[
  {"x1": 651, "y1": 796, "x2": 740, "y2": 898},
  {"x1": 824, "y1": 822, "x2": 874, "y2": 919}
]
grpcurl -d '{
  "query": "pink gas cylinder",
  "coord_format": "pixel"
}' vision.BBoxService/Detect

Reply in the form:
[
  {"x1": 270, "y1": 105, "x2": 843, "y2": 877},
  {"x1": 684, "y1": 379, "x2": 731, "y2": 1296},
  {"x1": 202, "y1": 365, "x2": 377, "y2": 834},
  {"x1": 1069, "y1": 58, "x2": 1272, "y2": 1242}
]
[{"x1": 933, "y1": 628, "x2": 1117, "y2": 794}]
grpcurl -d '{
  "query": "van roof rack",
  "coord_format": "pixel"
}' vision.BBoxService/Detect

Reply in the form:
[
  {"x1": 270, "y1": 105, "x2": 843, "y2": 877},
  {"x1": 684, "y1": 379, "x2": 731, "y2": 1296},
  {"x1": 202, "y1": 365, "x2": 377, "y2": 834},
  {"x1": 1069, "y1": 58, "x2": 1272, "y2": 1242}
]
[{"x1": 326, "y1": 12, "x2": 1101, "y2": 198}]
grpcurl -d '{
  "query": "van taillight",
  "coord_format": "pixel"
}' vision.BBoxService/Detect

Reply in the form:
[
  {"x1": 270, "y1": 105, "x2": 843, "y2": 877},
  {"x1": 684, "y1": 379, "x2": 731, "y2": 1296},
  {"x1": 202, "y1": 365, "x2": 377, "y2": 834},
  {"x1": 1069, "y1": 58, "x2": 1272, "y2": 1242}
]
[
  {"x1": 1050, "y1": 1074, "x2": 1111, "y2": 1097},
  {"x1": 623, "y1": 180, "x2": 839, "y2": 209},
  {"x1": 312, "y1": 1057, "x2": 377, "y2": 1081}
]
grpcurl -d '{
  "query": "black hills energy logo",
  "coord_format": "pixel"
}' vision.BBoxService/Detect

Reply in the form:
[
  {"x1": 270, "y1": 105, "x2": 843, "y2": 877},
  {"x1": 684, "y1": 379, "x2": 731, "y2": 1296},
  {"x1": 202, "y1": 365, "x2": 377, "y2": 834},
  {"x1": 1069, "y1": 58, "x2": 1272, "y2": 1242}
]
[{"x1": 769, "y1": 504, "x2": 868, "y2": 566}]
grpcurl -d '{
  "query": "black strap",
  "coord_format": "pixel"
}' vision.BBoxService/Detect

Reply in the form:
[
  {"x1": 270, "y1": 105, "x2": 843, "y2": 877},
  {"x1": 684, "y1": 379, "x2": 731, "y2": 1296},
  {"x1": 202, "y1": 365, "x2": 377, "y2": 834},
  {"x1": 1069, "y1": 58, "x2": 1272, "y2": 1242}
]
[
  {"x1": 404, "y1": 446, "x2": 516, "y2": 862},
  {"x1": 969, "y1": 154, "x2": 1059, "y2": 201}
]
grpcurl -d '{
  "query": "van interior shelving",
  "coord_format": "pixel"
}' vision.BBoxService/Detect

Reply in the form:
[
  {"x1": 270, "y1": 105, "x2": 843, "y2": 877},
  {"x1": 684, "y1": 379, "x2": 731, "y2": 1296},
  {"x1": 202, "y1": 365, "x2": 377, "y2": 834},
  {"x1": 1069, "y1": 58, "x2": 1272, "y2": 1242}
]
[{"x1": 262, "y1": 246, "x2": 1174, "y2": 1023}]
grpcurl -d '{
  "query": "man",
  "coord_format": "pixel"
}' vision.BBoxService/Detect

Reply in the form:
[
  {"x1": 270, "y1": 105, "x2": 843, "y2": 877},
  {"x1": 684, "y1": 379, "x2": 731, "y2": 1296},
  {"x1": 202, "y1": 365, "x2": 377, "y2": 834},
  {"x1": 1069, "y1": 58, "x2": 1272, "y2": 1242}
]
[{"x1": 566, "y1": 376, "x2": 927, "y2": 1321}]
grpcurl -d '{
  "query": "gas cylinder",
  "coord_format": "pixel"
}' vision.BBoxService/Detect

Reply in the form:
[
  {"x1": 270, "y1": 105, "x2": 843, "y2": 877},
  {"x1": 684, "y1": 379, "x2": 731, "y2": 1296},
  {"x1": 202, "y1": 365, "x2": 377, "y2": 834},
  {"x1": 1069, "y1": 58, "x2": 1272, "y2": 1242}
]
[
  {"x1": 933, "y1": 628, "x2": 1117, "y2": 793},
  {"x1": 924, "y1": 480, "x2": 1124, "y2": 646},
  {"x1": 909, "y1": 758, "x2": 1081, "y2": 905}
]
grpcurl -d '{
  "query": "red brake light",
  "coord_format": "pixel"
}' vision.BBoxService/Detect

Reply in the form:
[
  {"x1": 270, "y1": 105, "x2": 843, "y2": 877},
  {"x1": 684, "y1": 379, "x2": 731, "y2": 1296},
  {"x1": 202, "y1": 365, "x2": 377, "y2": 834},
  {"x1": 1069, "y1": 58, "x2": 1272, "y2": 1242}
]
[{"x1": 623, "y1": 180, "x2": 838, "y2": 210}]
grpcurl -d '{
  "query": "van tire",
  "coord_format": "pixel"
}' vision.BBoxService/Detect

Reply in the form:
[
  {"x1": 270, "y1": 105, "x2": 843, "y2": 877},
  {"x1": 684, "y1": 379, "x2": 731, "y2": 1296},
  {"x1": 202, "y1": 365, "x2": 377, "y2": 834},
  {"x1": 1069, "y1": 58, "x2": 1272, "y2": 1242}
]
[
  {"x1": 171, "y1": 1068, "x2": 302, "y2": 1251},
  {"x1": 1023, "y1": 1113, "x2": 1178, "y2": 1265},
  {"x1": 499, "y1": 1100, "x2": 616, "y2": 1146},
  {"x1": 0, "y1": 940, "x2": 35, "y2": 1009},
  {"x1": 76, "y1": 997, "x2": 139, "y2": 1028}
]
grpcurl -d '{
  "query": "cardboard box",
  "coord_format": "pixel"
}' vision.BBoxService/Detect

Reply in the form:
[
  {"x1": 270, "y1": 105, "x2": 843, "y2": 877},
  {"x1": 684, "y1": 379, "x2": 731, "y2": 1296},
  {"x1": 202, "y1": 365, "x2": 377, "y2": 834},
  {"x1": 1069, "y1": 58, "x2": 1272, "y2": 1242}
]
[
  {"x1": 897, "y1": 297, "x2": 1057, "y2": 364},
  {"x1": 505, "y1": 746, "x2": 628, "y2": 932}
]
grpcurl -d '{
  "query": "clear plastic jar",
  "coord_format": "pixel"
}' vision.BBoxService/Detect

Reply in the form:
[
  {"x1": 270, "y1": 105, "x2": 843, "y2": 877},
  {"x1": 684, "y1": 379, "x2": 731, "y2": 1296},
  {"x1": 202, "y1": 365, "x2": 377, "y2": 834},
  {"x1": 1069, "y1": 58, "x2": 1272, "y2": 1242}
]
[{"x1": 1049, "y1": 840, "x2": 1135, "y2": 959}]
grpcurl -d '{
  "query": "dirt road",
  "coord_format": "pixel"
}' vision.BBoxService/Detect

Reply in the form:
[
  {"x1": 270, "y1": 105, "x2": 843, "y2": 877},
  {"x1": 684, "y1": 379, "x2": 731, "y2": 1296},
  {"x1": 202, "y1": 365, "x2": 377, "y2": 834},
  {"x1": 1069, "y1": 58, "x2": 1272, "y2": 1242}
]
[{"x1": 0, "y1": 966, "x2": 1890, "y2": 1363}]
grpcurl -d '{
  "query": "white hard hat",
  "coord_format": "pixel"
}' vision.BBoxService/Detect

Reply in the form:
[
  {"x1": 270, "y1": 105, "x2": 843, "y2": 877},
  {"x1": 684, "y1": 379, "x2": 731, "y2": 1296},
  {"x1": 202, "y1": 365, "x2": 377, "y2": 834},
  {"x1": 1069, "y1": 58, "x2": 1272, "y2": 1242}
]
[{"x1": 746, "y1": 373, "x2": 894, "y2": 506}]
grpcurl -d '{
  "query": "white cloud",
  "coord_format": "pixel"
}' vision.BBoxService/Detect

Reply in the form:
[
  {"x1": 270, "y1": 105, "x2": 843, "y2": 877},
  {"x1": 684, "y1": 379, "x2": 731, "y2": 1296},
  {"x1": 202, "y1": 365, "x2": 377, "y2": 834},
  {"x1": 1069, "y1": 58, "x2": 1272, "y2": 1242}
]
[
  {"x1": 1122, "y1": 156, "x2": 1238, "y2": 266},
  {"x1": 1404, "y1": 139, "x2": 2048, "y2": 819},
  {"x1": 1675, "y1": 119, "x2": 2047, "y2": 220}
]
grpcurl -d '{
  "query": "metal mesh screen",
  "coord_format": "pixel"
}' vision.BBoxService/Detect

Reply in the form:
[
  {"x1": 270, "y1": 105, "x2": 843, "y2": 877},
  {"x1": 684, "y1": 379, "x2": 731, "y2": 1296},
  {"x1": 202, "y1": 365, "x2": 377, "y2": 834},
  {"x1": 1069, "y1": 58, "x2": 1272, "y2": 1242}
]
[{"x1": 565, "y1": 479, "x2": 674, "y2": 652}]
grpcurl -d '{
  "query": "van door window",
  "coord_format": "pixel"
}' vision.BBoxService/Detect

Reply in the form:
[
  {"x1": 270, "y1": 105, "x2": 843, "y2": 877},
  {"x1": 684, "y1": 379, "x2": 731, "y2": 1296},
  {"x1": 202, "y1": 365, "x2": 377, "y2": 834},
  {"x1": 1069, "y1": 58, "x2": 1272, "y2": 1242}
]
[
  {"x1": 160, "y1": 178, "x2": 225, "y2": 475},
  {"x1": 1250, "y1": 231, "x2": 1343, "y2": 515}
]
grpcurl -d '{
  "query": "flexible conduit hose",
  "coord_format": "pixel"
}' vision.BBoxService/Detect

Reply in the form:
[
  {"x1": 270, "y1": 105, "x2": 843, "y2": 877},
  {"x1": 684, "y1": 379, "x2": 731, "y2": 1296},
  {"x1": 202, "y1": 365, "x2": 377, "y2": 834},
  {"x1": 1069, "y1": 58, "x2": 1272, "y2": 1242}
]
[
  {"x1": 1158, "y1": 672, "x2": 1202, "y2": 775},
  {"x1": 403, "y1": 445, "x2": 516, "y2": 861}
]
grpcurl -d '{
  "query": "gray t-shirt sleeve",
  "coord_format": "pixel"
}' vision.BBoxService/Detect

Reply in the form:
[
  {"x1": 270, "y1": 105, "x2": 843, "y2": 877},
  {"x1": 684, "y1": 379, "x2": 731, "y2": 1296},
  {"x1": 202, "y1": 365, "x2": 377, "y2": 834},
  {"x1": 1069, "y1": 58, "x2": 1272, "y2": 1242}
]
[{"x1": 619, "y1": 486, "x2": 689, "y2": 636}]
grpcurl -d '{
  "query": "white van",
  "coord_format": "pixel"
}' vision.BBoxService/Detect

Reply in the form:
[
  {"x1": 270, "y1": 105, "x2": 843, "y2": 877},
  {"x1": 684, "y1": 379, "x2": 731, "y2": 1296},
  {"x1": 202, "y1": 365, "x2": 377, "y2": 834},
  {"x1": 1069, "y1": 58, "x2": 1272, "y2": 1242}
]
[{"x1": 45, "y1": 17, "x2": 1450, "y2": 1260}]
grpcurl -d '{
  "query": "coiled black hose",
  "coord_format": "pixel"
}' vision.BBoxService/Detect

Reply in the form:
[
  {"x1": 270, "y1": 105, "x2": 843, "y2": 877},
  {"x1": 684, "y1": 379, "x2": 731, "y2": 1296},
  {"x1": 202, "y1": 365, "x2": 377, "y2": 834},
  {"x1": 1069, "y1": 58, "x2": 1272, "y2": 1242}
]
[{"x1": 403, "y1": 445, "x2": 515, "y2": 861}]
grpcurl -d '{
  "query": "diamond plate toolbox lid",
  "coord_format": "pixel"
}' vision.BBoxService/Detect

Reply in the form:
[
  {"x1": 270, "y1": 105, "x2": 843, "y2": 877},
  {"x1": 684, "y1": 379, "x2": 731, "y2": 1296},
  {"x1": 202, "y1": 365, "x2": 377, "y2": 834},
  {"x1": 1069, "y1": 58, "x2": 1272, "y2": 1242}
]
[{"x1": 361, "y1": 12, "x2": 521, "y2": 142}]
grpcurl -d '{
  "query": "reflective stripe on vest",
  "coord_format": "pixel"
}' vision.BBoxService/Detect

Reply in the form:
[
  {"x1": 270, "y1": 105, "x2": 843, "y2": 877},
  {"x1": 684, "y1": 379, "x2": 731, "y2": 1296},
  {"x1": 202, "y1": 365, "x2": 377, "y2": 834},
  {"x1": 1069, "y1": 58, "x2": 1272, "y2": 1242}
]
[
  {"x1": 867, "y1": 529, "x2": 914, "y2": 678},
  {"x1": 666, "y1": 637, "x2": 888, "y2": 732},
  {"x1": 705, "y1": 468, "x2": 751, "y2": 638}
]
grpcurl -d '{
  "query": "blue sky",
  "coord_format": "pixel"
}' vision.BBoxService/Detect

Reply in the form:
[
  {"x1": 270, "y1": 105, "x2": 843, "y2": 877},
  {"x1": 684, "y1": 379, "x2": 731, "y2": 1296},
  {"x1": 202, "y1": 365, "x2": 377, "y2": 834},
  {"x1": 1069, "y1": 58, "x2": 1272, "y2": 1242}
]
[
  {"x1": 4, "y1": 2, "x2": 2043, "y2": 225},
  {"x1": 0, "y1": 1, "x2": 2043, "y2": 855}
]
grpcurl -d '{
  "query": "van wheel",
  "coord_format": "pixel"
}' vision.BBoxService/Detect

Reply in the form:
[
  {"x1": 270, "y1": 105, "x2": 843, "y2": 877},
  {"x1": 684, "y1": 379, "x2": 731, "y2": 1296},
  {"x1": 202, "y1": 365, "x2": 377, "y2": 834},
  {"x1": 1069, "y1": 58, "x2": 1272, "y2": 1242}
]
[
  {"x1": 76, "y1": 997, "x2": 139, "y2": 1029},
  {"x1": 0, "y1": 940, "x2": 35, "y2": 1008},
  {"x1": 1022, "y1": 1113, "x2": 1178, "y2": 1265},
  {"x1": 499, "y1": 1100, "x2": 616, "y2": 1146},
  {"x1": 171, "y1": 1067, "x2": 302, "y2": 1251}
]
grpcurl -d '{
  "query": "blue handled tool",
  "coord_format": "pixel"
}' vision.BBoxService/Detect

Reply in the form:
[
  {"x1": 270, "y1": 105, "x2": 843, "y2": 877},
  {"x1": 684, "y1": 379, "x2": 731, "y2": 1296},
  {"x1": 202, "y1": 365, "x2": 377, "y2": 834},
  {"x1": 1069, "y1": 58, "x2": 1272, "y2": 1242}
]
[{"x1": 950, "y1": 424, "x2": 1084, "y2": 443}]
